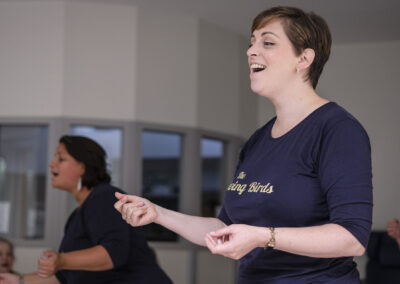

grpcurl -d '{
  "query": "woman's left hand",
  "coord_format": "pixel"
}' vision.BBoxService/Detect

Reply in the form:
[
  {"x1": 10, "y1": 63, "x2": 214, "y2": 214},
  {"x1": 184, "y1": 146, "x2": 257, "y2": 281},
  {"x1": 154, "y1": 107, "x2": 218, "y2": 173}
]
[
  {"x1": 0, "y1": 273, "x2": 19, "y2": 284},
  {"x1": 37, "y1": 250, "x2": 63, "y2": 278},
  {"x1": 205, "y1": 224, "x2": 267, "y2": 260}
]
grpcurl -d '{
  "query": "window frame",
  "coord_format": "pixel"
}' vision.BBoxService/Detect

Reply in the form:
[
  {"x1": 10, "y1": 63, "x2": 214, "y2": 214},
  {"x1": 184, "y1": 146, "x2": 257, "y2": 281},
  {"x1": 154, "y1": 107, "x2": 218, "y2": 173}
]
[
  {"x1": 200, "y1": 136, "x2": 227, "y2": 217},
  {"x1": 0, "y1": 117, "x2": 244, "y2": 250},
  {"x1": 0, "y1": 117, "x2": 65, "y2": 248}
]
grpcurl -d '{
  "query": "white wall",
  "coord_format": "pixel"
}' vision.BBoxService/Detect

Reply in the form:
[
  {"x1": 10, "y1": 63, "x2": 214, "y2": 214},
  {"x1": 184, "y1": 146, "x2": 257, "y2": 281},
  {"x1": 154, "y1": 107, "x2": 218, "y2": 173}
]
[
  {"x1": 197, "y1": 21, "x2": 259, "y2": 138},
  {"x1": 197, "y1": 20, "x2": 241, "y2": 135},
  {"x1": 135, "y1": 13, "x2": 258, "y2": 137},
  {"x1": 63, "y1": 1, "x2": 137, "y2": 120},
  {"x1": 135, "y1": 9, "x2": 199, "y2": 127},
  {"x1": 0, "y1": 1, "x2": 64, "y2": 117},
  {"x1": 0, "y1": 0, "x2": 138, "y2": 120},
  {"x1": 0, "y1": 1, "x2": 253, "y2": 136},
  {"x1": 238, "y1": 38, "x2": 259, "y2": 139}
]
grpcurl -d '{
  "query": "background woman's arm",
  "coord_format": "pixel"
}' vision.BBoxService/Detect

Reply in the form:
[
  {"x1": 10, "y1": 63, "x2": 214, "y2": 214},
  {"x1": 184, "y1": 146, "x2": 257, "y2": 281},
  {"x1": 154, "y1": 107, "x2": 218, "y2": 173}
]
[
  {"x1": 0, "y1": 273, "x2": 60, "y2": 284},
  {"x1": 38, "y1": 246, "x2": 113, "y2": 278}
]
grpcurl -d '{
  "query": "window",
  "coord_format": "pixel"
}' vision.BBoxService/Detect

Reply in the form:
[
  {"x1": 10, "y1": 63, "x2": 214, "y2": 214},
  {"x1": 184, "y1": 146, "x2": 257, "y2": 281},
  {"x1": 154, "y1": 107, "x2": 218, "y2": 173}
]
[
  {"x1": 201, "y1": 138, "x2": 225, "y2": 217},
  {"x1": 142, "y1": 130, "x2": 182, "y2": 241},
  {"x1": 0, "y1": 126, "x2": 48, "y2": 240},
  {"x1": 0, "y1": 118, "x2": 242, "y2": 251}
]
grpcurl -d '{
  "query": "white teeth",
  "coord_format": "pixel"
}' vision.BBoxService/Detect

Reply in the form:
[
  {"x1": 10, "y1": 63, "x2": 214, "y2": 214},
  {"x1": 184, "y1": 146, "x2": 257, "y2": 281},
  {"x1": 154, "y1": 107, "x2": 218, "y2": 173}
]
[{"x1": 250, "y1": 63, "x2": 266, "y2": 70}]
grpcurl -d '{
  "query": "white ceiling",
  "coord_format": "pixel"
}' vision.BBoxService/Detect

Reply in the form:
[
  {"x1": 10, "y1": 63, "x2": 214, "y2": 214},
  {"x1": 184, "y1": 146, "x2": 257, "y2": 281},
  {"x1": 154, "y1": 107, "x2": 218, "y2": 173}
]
[{"x1": 126, "y1": 0, "x2": 400, "y2": 44}]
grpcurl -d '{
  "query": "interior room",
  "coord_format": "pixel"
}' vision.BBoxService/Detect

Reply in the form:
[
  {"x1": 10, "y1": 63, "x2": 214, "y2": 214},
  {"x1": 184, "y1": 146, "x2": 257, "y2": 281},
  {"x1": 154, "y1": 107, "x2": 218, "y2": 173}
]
[{"x1": 0, "y1": 0, "x2": 399, "y2": 283}]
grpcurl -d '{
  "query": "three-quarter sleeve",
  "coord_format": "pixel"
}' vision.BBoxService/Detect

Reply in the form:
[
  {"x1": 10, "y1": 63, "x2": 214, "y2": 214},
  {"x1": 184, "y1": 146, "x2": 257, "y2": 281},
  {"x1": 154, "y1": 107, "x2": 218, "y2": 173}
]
[
  {"x1": 83, "y1": 187, "x2": 131, "y2": 268},
  {"x1": 217, "y1": 205, "x2": 233, "y2": 225},
  {"x1": 318, "y1": 118, "x2": 373, "y2": 248}
]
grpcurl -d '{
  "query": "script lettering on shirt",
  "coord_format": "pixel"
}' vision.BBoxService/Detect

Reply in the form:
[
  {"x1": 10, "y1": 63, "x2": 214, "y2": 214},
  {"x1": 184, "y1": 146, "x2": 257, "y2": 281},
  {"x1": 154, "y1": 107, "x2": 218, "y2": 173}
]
[
  {"x1": 227, "y1": 181, "x2": 247, "y2": 195},
  {"x1": 226, "y1": 180, "x2": 274, "y2": 195}
]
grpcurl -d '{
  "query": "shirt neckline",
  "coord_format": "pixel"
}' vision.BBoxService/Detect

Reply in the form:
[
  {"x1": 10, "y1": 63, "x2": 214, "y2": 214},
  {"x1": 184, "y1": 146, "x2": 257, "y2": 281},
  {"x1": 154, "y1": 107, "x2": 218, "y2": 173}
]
[{"x1": 267, "y1": 101, "x2": 334, "y2": 142}]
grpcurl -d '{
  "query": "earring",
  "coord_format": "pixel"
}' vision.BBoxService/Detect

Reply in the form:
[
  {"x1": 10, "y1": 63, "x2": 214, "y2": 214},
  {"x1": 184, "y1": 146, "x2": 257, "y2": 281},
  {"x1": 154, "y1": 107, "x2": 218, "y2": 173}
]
[
  {"x1": 296, "y1": 68, "x2": 300, "y2": 73},
  {"x1": 77, "y1": 177, "x2": 82, "y2": 191}
]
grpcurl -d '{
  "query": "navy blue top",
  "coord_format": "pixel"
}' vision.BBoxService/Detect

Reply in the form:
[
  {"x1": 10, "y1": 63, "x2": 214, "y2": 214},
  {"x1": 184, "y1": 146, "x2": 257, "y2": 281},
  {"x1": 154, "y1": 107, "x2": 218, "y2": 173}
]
[
  {"x1": 218, "y1": 102, "x2": 373, "y2": 283},
  {"x1": 56, "y1": 184, "x2": 172, "y2": 284}
]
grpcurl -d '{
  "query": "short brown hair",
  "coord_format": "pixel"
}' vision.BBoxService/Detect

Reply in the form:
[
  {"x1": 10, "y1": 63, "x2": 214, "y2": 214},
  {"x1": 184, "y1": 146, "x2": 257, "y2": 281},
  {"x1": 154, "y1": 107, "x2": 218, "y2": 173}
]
[{"x1": 252, "y1": 6, "x2": 332, "y2": 89}]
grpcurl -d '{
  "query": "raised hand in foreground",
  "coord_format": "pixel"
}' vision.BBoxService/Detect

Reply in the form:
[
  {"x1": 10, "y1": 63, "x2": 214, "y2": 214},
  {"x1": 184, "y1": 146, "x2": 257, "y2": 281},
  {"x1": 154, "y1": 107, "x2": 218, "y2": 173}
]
[{"x1": 114, "y1": 192, "x2": 158, "y2": 227}]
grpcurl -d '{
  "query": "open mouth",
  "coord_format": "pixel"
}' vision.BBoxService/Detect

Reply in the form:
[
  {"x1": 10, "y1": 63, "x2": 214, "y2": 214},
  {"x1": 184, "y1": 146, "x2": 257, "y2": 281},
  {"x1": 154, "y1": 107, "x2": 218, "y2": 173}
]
[{"x1": 250, "y1": 63, "x2": 266, "y2": 73}]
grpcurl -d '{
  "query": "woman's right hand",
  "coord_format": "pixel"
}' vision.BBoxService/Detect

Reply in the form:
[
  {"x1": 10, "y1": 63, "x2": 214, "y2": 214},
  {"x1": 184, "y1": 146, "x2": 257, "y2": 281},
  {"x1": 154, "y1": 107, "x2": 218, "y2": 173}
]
[{"x1": 114, "y1": 192, "x2": 158, "y2": 227}]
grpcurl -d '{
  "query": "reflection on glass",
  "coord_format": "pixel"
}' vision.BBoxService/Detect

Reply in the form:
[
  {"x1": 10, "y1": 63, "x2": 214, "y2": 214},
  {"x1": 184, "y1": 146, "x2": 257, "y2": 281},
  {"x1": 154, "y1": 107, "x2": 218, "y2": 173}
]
[
  {"x1": 201, "y1": 138, "x2": 224, "y2": 217},
  {"x1": 142, "y1": 130, "x2": 181, "y2": 241},
  {"x1": 0, "y1": 126, "x2": 48, "y2": 240},
  {"x1": 68, "y1": 125, "x2": 123, "y2": 215}
]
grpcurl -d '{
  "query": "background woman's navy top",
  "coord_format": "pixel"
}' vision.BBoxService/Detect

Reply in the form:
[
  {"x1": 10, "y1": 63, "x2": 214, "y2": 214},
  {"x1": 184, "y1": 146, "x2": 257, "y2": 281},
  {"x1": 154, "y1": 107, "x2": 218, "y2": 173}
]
[
  {"x1": 56, "y1": 184, "x2": 172, "y2": 284},
  {"x1": 218, "y1": 102, "x2": 373, "y2": 283}
]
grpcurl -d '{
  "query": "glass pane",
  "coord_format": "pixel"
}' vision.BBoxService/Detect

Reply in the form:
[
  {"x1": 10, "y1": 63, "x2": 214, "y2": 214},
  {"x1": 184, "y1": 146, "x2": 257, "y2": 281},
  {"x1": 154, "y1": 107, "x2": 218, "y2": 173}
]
[
  {"x1": 0, "y1": 126, "x2": 48, "y2": 240},
  {"x1": 142, "y1": 130, "x2": 181, "y2": 241},
  {"x1": 201, "y1": 138, "x2": 224, "y2": 217},
  {"x1": 68, "y1": 126, "x2": 123, "y2": 215}
]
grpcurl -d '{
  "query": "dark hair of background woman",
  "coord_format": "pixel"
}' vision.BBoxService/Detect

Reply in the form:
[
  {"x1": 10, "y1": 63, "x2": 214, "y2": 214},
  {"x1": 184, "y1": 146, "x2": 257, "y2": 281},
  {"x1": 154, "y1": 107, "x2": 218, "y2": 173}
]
[{"x1": 59, "y1": 135, "x2": 111, "y2": 189}]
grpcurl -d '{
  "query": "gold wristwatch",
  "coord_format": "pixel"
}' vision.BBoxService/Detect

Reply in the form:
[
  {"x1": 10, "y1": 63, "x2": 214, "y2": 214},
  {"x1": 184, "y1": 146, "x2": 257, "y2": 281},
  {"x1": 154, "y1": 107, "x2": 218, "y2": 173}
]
[{"x1": 264, "y1": 227, "x2": 275, "y2": 250}]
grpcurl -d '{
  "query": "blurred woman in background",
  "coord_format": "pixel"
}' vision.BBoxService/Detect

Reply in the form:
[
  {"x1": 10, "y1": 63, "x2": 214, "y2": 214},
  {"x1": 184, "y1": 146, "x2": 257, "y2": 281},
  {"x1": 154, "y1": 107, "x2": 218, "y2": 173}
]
[{"x1": 0, "y1": 135, "x2": 171, "y2": 284}]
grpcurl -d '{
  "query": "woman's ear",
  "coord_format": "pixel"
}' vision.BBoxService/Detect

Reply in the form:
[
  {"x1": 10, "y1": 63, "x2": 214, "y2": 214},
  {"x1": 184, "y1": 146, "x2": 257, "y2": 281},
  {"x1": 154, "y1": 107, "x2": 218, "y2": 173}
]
[
  {"x1": 297, "y1": 48, "x2": 315, "y2": 71},
  {"x1": 79, "y1": 162, "x2": 86, "y2": 176}
]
